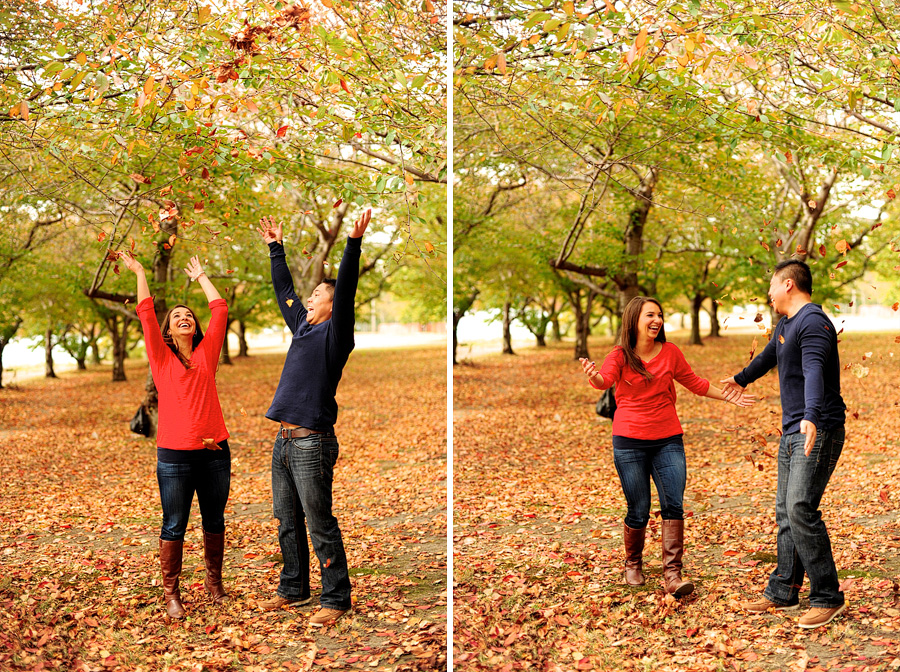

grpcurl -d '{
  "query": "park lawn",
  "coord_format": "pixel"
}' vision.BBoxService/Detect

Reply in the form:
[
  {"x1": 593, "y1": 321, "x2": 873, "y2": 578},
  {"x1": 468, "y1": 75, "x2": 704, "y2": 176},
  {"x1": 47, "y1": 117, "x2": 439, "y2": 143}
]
[
  {"x1": 454, "y1": 331, "x2": 900, "y2": 672},
  {"x1": 0, "y1": 345, "x2": 447, "y2": 672}
]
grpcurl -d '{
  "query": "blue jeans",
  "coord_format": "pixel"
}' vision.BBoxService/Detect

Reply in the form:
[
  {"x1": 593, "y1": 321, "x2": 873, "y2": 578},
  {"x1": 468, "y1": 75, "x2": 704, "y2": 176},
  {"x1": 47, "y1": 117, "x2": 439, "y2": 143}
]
[
  {"x1": 764, "y1": 426, "x2": 845, "y2": 608},
  {"x1": 271, "y1": 431, "x2": 351, "y2": 610},
  {"x1": 613, "y1": 436, "x2": 686, "y2": 528},
  {"x1": 157, "y1": 456, "x2": 231, "y2": 541}
]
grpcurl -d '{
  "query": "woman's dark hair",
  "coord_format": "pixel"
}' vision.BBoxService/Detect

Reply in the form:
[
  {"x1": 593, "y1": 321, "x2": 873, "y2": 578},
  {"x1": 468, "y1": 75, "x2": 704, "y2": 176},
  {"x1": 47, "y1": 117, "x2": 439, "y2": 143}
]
[
  {"x1": 617, "y1": 296, "x2": 666, "y2": 381},
  {"x1": 161, "y1": 304, "x2": 204, "y2": 368}
]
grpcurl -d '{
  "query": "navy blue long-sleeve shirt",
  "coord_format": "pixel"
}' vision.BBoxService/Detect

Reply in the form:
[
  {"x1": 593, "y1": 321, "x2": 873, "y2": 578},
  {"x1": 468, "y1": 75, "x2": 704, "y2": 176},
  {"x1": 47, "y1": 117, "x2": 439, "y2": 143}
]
[
  {"x1": 264, "y1": 236, "x2": 361, "y2": 432},
  {"x1": 734, "y1": 303, "x2": 845, "y2": 434}
]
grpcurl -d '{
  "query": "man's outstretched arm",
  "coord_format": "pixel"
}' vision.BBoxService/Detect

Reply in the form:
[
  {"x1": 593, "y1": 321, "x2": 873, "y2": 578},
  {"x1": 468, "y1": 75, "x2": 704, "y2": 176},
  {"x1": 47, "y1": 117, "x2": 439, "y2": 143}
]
[{"x1": 331, "y1": 209, "x2": 371, "y2": 339}]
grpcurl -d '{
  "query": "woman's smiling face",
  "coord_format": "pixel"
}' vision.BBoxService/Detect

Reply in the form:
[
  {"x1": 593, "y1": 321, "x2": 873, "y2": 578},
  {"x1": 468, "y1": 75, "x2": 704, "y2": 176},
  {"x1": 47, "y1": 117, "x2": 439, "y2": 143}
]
[
  {"x1": 168, "y1": 306, "x2": 196, "y2": 338},
  {"x1": 637, "y1": 302, "x2": 664, "y2": 341}
]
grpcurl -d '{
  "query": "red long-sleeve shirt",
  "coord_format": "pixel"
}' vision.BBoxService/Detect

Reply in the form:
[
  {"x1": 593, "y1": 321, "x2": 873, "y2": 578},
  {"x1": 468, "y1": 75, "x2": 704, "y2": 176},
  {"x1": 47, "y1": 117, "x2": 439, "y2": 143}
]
[
  {"x1": 136, "y1": 297, "x2": 230, "y2": 450},
  {"x1": 594, "y1": 342, "x2": 710, "y2": 440}
]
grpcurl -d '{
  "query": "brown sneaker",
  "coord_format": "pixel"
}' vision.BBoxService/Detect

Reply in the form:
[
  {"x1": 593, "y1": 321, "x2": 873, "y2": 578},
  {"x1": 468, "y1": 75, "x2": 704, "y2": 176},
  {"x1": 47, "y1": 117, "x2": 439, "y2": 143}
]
[
  {"x1": 254, "y1": 594, "x2": 312, "y2": 611},
  {"x1": 798, "y1": 603, "x2": 847, "y2": 629},
  {"x1": 309, "y1": 607, "x2": 347, "y2": 627},
  {"x1": 739, "y1": 596, "x2": 799, "y2": 613}
]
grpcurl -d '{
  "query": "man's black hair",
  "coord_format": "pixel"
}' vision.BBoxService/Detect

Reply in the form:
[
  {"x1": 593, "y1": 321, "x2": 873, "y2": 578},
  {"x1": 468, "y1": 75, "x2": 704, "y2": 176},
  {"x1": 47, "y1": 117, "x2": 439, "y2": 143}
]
[{"x1": 773, "y1": 259, "x2": 813, "y2": 295}]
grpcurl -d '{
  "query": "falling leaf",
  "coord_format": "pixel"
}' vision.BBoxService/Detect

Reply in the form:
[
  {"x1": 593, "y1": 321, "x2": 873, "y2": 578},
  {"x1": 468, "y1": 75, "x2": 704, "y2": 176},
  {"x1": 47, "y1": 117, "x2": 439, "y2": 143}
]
[
  {"x1": 276, "y1": 125, "x2": 289, "y2": 138},
  {"x1": 785, "y1": 150, "x2": 793, "y2": 164},
  {"x1": 201, "y1": 167, "x2": 210, "y2": 179},
  {"x1": 778, "y1": 335, "x2": 785, "y2": 344},
  {"x1": 836, "y1": 260, "x2": 848, "y2": 269},
  {"x1": 835, "y1": 239, "x2": 850, "y2": 255},
  {"x1": 405, "y1": 173, "x2": 415, "y2": 186},
  {"x1": 286, "y1": 299, "x2": 294, "y2": 307},
  {"x1": 340, "y1": 79, "x2": 352, "y2": 95},
  {"x1": 130, "y1": 173, "x2": 151, "y2": 185},
  {"x1": 333, "y1": 198, "x2": 343, "y2": 208},
  {"x1": 819, "y1": 244, "x2": 827, "y2": 256},
  {"x1": 892, "y1": 302, "x2": 899, "y2": 311},
  {"x1": 194, "y1": 202, "x2": 205, "y2": 212},
  {"x1": 97, "y1": 232, "x2": 107, "y2": 242},
  {"x1": 242, "y1": 99, "x2": 259, "y2": 113},
  {"x1": 852, "y1": 363, "x2": 869, "y2": 378},
  {"x1": 888, "y1": 188, "x2": 896, "y2": 200}
]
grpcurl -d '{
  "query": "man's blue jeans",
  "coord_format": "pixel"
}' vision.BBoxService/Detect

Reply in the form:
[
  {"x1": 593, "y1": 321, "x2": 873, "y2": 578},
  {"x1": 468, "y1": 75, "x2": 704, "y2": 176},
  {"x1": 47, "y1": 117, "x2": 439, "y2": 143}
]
[
  {"x1": 271, "y1": 431, "x2": 351, "y2": 610},
  {"x1": 764, "y1": 426, "x2": 845, "y2": 608},
  {"x1": 156, "y1": 455, "x2": 231, "y2": 541},
  {"x1": 613, "y1": 436, "x2": 686, "y2": 528}
]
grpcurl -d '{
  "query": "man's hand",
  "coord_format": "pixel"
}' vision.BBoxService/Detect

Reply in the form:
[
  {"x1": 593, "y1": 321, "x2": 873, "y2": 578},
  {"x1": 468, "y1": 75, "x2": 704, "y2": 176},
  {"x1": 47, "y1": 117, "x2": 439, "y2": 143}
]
[
  {"x1": 257, "y1": 215, "x2": 283, "y2": 244},
  {"x1": 349, "y1": 208, "x2": 372, "y2": 238},
  {"x1": 720, "y1": 376, "x2": 746, "y2": 404},
  {"x1": 800, "y1": 420, "x2": 817, "y2": 457}
]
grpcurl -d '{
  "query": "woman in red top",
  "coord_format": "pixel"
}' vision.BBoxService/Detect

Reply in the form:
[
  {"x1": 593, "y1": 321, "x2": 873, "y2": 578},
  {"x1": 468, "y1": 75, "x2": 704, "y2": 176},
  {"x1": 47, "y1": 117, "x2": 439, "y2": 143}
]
[
  {"x1": 121, "y1": 252, "x2": 231, "y2": 620},
  {"x1": 581, "y1": 297, "x2": 755, "y2": 596}
]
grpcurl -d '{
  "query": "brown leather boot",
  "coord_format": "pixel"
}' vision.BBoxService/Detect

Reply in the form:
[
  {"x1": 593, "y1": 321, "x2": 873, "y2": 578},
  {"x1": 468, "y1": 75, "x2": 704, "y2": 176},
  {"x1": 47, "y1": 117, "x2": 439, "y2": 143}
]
[
  {"x1": 203, "y1": 530, "x2": 229, "y2": 604},
  {"x1": 159, "y1": 539, "x2": 186, "y2": 619},
  {"x1": 623, "y1": 524, "x2": 646, "y2": 586},
  {"x1": 661, "y1": 519, "x2": 694, "y2": 597}
]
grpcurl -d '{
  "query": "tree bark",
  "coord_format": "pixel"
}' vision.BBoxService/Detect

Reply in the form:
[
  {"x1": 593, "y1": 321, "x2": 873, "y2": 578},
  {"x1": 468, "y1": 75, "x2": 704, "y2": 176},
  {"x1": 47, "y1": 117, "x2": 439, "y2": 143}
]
[
  {"x1": 237, "y1": 319, "x2": 249, "y2": 357},
  {"x1": 0, "y1": 318, "x2": 22, "y2": 390},
  {"x1": 44, "y1": 325, "x2": 57, "y2": 378},
  {"x1": 708, "y1": 299, "x2": 720, "y2": 338},
  {"x1": 551, "y1": 315, "x2": 562, "y2": 342},
  {"x1": 502, "y1": 301, "x2": 515, "y2": 355},
  {"x1": 104, "y1": 313, "x2": 132, "y2": 382},
  {"x1": 91, "y1": 342, "x2": 101, "y2": 365},
  {"x1": 615, "y1": 167, "x2": 658, "y2": 316},
  {"x1": 689, "y1": 293, "x2": 705, "y2": 346},
  {"x1": 567, "y1": 286, "x2": 597, "y2": 360},
  {"x1": 453, "y1": 289, "x2": 479, "y2": 365}
]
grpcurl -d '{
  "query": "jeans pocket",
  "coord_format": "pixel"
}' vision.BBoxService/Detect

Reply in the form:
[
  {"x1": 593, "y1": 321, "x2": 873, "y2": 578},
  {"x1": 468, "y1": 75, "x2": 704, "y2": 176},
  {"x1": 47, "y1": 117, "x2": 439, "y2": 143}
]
[{"x1": 291, "y1": 436, "x2": 320, "y2": 450}]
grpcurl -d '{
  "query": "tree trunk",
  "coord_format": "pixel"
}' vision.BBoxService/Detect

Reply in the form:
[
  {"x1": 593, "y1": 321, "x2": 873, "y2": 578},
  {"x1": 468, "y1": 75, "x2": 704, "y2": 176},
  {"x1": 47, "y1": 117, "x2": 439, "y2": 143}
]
[
  {"x1": 535, "y1": 331, "x2": 547, "y2": 347},
  {"x1": 0, "y1": 340, "x2": 6, "y2": 389},
  {"x1": 219, "y1": 321, "x2": 233, "y2": 366},
  {"x1": 501, "y1": 301, "x2": 515, "y2": 355},
  {"x1": 551, "y1": 316, "x2": 562, "y2": 342},
  {"x1": 44, "y1": 325, "x2": 57, "y2": 378},
  {"x1": 689, "y1": 294, "x2": 704, "y2": 346},
  {"x1": 107, "y1": 314, "x2": 131, "y2": 382},
  {"x1": 708, "y1": 300, "x2": 720, "y2": 338},
  {"x1": 0, "y1": 318, "x2": 22, "y2": 390},
  {"x1": 237, "y1": 320, "x2": 249, "y2": 357},
  {"x1": 76, "y1": 357, "x2": 87, "y2": 370},
  {"x1": 567, "y1": 286, "x2": 596, "y2": 360},
  {"x1": 452, "y1": 289, "x2": 479, "y2": 365},
  {"x1": 91, "y1": 342, "x2": 101, "y2": 364},
  {"x1": 615, "y1": 167, "x2": 658, "y2": 316}
]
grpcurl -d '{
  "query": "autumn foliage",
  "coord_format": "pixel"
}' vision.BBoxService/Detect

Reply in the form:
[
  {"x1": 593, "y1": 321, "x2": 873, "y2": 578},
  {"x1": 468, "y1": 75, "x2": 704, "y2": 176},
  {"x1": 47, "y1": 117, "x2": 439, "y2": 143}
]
[
  {"x1": 454, "y1": 333, "x2": 900, "y2": 671},
  {"x1": 0, "y1": 346, "x2": 446, "y2": 671}
]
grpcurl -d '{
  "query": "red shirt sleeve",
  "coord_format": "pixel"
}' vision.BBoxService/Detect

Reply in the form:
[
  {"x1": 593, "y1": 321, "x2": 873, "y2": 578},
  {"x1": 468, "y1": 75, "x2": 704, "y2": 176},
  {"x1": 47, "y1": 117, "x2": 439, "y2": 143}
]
[
  {"x1": 136, "y1": 296, "x2": 171, "y2": 378},
  {"x1": 197, "y1": 299, "x2": 228, "y2": 369},
  {"x1": 595, "y1": 347, "x2": 623, "y2": 390}
]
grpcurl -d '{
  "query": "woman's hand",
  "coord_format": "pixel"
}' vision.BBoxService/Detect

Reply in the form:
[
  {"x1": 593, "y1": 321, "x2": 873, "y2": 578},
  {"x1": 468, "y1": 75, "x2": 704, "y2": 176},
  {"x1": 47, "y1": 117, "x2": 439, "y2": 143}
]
[
  {"x1": 256, "y1": 215, "x2": 283, "y2": 244},
  {"x1": 118, "y1": 251, "x2": 144, "y2": 274},
  {"x1": 579, "y1": 357, "x2": 603, "y2": 387},
  {"x1": 184, "y1": 256, "x2": 206, "y2": 282}
]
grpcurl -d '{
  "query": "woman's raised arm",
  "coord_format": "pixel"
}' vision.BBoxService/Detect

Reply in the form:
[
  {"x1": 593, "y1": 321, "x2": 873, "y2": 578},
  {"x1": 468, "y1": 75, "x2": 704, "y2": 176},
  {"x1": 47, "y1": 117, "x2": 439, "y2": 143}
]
[
  {"x1": 119, "y1": 252, "x2": 151, "y2": 303},
  {"x1": 184, "y1": 256, "x2": 222, "y2": 303}
]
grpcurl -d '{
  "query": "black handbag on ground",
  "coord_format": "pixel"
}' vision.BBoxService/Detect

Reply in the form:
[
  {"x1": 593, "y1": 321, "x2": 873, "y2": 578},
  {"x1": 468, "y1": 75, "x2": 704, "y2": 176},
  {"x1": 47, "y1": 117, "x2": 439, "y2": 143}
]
[
  {"x1": 129, "y1": 405, "x2": 151, "y2": 436},
  {"x1": 595, "y1": 385, "x2": 616, "y2": 420}
]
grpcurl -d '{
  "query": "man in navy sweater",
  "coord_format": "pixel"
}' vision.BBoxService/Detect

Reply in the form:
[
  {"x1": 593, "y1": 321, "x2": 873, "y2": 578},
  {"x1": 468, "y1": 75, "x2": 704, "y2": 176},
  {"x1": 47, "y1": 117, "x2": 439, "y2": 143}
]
[
  {"x1": 253, "y1": 209, "x2": 371, "y2": 627},
  {"x1": 723, "y1": 259, "x2": 846, "y2": 630}
]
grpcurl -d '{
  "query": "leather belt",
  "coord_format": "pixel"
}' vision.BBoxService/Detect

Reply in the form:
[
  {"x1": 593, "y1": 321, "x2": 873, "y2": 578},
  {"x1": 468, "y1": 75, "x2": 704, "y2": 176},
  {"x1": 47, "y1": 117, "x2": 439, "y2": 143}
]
[{"x1": 280, "y1": 426, "x2": 323, "y2": 440}]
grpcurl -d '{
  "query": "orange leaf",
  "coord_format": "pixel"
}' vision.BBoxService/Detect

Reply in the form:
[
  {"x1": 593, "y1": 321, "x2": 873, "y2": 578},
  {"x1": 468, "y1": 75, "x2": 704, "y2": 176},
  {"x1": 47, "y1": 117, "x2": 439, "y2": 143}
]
[
  {"x1": 888, "y1": 188, "x2": 896, "y2": 200},
  {"x1": 835, "y1": 239, "x2": 850, "y2": 255},
  {"x1": 130, "y1": 173, "x2": 151, "y2": 185},
  {"x1": 333, "y1": 198, "x2": 343, "y2": 208},
  {"x1": 194, "y1": 202, "x2": 205, "y2": 212},
  {"x1": 98, "y1": 231, "x2": 107, "y2": 242},
  {"x1": 242, "y1": 99, "x2": 259, "y2": 114},
  {"x1": 892, "y1": 302, "x2": 899, "y2": 311},
  {"x1": 779, "y1": 335, "x2": 785, "y2": 344},
  {"x1": 835, "y1": 260, "x2": 848, "y2": 268},
  {"x1": 276, "y1": 125, "x2": 288, "y2": 138},
  {"x1": 340, "y1": 79, "x2": 351, "y2": 95}
]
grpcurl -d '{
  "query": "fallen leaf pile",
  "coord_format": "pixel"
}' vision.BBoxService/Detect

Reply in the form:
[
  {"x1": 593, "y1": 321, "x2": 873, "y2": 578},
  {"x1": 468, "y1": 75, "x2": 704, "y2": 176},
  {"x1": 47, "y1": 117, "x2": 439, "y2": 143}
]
[
  {"x1": 0, "y1": 346, "x2": 447, "y2": 671},
  {"x1": 454, "y1": 333, "x2": 900, "y2": 671}
]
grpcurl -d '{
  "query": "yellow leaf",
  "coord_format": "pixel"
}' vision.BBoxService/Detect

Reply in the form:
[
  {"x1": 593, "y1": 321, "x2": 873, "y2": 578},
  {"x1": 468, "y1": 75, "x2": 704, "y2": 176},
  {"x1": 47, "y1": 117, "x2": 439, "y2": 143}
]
[
  {"x1": 497, "y1": 53, "x2": 507, "y2": 75},
  {"x1": 76, "y1": 52, "x2": 87, "y2": 66},
  {"x1": 424, "y1": 241, "x2": 434, "y2": 253},
  {"x1": 286, "y1": 299, "x2": 294, "y2": 307},
  {"x1": 143, "y1": 78, "x2": 155, "y2": 96},
  {"x1": 322, "y1": 0, "x2": 333, "y2": 6},
  {"x1": 405, "y1": 173, "x2": 415, "y2": 185}
]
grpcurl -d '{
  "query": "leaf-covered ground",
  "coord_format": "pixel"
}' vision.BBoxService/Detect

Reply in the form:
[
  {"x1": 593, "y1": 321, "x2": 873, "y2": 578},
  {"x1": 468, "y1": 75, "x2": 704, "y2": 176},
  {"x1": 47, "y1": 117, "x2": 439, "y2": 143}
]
[
  {"x1": 0, "y1": 346, "x2": 447, "y2": 672},
  {"x1": 454, "y1": 332, "x2": 900, "y2": 672}
]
